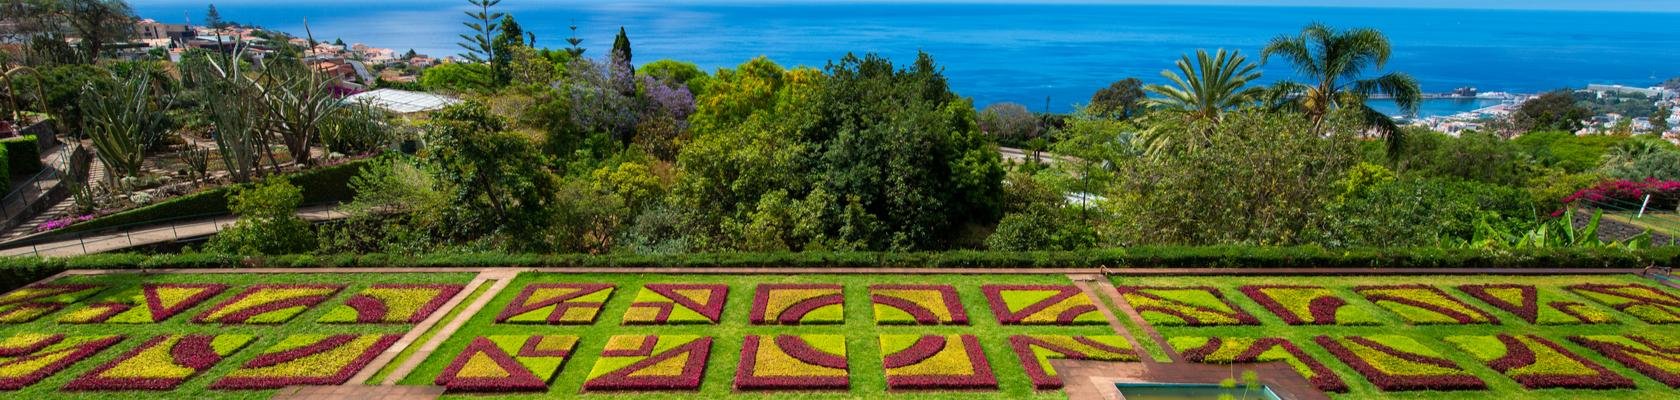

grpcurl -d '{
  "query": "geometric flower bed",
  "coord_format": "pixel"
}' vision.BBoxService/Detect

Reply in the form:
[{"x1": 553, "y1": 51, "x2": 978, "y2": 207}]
[
  {"x1": 980, "y1": 285, "x2": 1103, "y2": 325},
  {"x1": 0, "y1": 303, "x2": 65, "y2": 324},
  {"x1": 749, "y1": 284, "x2": 843, "y2": 325},
  {"x1": 0, "y1": 284, "x2": 104, "y2": 324},
  {"x1": 209, "y1": 334, "x2": 401, "y2": 389},
  {"x1": 880, "y1": 334, "x2": 997, "y2": 390},
  {"x1": 1239, "y1": 285, "x2": 1381, "y2": 326},
  {"x1": 496, "y1": 284, "x2": 615, "y2": 325},
  {"x1": 1314, "y1": 335, "x2": 1486, "y2": 391},
  {"x1": 0, "y1": 334, "x2": 124, "y2": 390},
  {"x1": 1114, "y1": 286, "x2": 1258, "y2": 326},
  {"x1": 1008, "y1": 335, "x2": 1135, "y2": 389},
  {"x1": 1353, "y1": 284, "x2": 1498, "y2": 325},
  {"x1": 192, "y1": 284, "x2": 344, "y2": 325},
  {"x1": 735, "y1": 334, "x2": 848, "y2": 390},
  {"x1": 1457, "y1": 284, "x2": 1615, "y2": 325},
  {"x1": 1566, "y1": 284, "x2": 1680, "y2": 324},
  {"x1": 59, "y1": 284, "x2": 229, "y2": 324},
  {"x1": 1444, "y1": 334, "x2": 1633, "y2": 389},
  {"x1": 1569, "y1": 335, "x2": 1680, "y2": 387},
  {"x1": 433, "y1": 335, "x2": 578, "y2": 392},
  {"x1": 622, "y1": 284, "x2": 728, "y2": 325},
  {"x1": 1172, "y1": 336, "x2": 1348, "y2": 392},
  {"x1": 318, "y1": 284, "x2": 463, "y2": 324},
  {"x1": 0, "y1": 284, "x2": 102, "y2": 307},
  {"x1": 62, "y1": 334, "x2": 255, "y2": 391},
  {"x1": 583, "y1": 335, "x2": 713, "y2": 391},
  {"x1": 869, "y1": 284, "x2": 967, "y2": 325}
]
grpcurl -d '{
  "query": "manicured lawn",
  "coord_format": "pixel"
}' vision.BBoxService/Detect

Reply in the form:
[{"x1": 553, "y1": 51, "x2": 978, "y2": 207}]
[{"x1": 1116, "y1": 274, "x2": 1680, "y2": 399}]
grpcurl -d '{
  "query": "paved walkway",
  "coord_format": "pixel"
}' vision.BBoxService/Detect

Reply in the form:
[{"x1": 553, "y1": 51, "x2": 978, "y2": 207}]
[
  {"x1": 0, "y1": 205, "x2": 346, "y2": 257},
  {"x1": 271, "y1": 385, "x2": 442, "y2": 400}
]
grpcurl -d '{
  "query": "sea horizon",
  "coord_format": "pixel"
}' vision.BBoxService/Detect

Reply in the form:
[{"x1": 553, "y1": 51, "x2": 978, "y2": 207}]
[{"x1": 134, "y1": 2, "x2": 1680, "y2": 115}]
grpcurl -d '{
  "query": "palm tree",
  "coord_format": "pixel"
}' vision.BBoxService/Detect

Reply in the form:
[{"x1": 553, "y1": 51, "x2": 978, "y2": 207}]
[
  {"x1": 1262, "y1": 23, "x2": 1421, "y2": 155},
  {"x1": 1140, "y1": 49, "x2": 1264, "y2": 154}
]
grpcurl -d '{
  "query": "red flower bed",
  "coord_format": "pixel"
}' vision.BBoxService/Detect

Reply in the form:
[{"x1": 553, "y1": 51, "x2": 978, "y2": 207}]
[
  {"x1": 0, "y1": 335, "x2": 124, "y2": 390},
  {"x1": 209, "y1": 334, "x2": 400, "y2": 389},
  {"x1": 322, "y1": 284, "x2": 463, "y2": 324},
  {"x1": 1315, "y1": 335, "x2": 1486, "y2": 392},
  {"x1": 869, "y1": 284, "x2": 968, "y2": 325},
  {"x1": 435, "y1": 336, "x2": 577, "y2": 392},
  {"x1": 1239, "y1": 285, "x2": 1380, "y2": 325},
  {"x1": 1446, "y1": 334, "x2": 1633, "y2": 390},
  {"x1": 980, "y1": 285, "x2": 1102, "y2": 325},
  {"x1": 583, "y1": 335, "x2": 712, "y2": 391},
  {"x1": 496, "y1": 283, "x2": 615, "y2": 325},
  {"x1": 1115, "y1": 286, "x2": 1259, "y2": 326},
  {"x1": 749, "y1": 284, "x2": 844, "y2": 325},
  {"x1": 1008, "y1": 335, "x2": 1137, "y2": 389},
  {"x1": 63, "y1": 334, "x2": 253, "y2": 391},
  {"x1": 735, "y1": 334, "x2": 849, "y2": 390},
  {"x1": 1561, "y1": 178, "x2": 1680, "y2": 211},
  {"x1": 1569, "y1": 335, "x2": 1680, "y2": 387},
  {"x1": 623, "y1": 284, "x2": 729, "y2": 325},
  {"x1": 1354, "y1": 284, "x2": 1498, "y2": 325},
  {"x1": 880, "y1": 334, "x2": 997, "y2": 390},
  {"x1": 1177, "y1": 337, "x2": 1347, "y2": 392},
  {"x1": 193, "y1": 284, "x2": 344, "y2": 324}
]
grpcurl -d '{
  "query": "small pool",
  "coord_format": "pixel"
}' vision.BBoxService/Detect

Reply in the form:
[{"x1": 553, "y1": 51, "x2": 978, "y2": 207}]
[{"x1": 1114, "y1": 383, "x2": 1283, "y2": 400}]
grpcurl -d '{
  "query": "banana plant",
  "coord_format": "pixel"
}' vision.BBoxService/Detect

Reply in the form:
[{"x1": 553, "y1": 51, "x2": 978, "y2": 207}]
[{"x1": 1468, "y1": 209, "x2": 1650, "y2": 250}]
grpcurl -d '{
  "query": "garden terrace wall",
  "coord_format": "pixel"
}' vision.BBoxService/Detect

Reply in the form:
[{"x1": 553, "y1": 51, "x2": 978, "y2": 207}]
[
  {"x1": 0, "y1": 246, "x2": 1667, "y2": 292},
  {"x1": 53, "y1": 157, "x2": 372, "y2": 234}
]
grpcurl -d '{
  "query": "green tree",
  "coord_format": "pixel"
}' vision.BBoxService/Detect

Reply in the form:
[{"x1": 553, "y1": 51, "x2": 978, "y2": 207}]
[
  {"x1": 1089, "y1": 77, "x2": 1145, "y2": 119},
  {"x1": 1262, "y1": 23, "x2": 1422, "y2": 155},
  {"x1": 424, "y1": 101, "x2": 561, "y2": 250},
  {"x1": 565, "y1": 22, "x2": 585, "y2": 57},
  {"x1": 638, "y1": 59, "x2": 709, "y2": 95},
  {"x1": 1652, "y1": 108, "x2": 1671, "y2": 133},
  {"x1": 456, "y1": 0, "x2": 503, "y2": 63},
  {"x1": 489, "y1": 14, "x2": 523, "y2": 86},
  {"x1": 1513, "y1": 91, "x2": 1591, "y2": 133},
  {"x1": 206, "y1": 178, "x2": 315, "y2": 255},
  {"x1": 1141, "y1": 49, "x2": 1263, "y2": 154},
  {"x1": 1113, "y1": 109, "x2": 1361, "y2": 245},
  {"x1": 611, "y1": 26, "x2": 632, "y2": 66},
  {"x1": 419, "y1": 62, "x2": 493, "y2": 93},
  {"x1": 205, "y1": 4, "x2": 224, "y2": 29},
  {"x1": 58, "y1": 0, "x2": 136, "y2": 63}
]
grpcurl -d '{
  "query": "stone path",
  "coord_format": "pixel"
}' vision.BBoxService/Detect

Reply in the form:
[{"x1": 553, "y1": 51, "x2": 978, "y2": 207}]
[
  {"x1": 0, "y1": 205, "x2": 346, "y2": 257},
  {"x1": 271, "y1": 385, "x2": 442, "y2": 400},
  {"x1": 347, "y1": 270, "x2": 500, "y2": 385},
  {"x1": 1094, "y1": 278, "x2": 1181, "y2": 363},
  {"x1": 379, "y1": 269, "x2": 519, "y2": 385}
]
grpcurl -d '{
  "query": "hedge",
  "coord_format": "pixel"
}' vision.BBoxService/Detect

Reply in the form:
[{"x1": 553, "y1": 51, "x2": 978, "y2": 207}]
[
  {"x1": 0, "y1": 246, "x2": 1672, "y2": 292},
  {"x1": 57, "y1": 158, "x2": 373, "y2": 234},
  {"x1": 0, "y1": 135, "x2": 41, "y2": 179}
]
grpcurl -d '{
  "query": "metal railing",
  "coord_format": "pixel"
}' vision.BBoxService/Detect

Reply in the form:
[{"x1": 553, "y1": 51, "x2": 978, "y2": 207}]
[{"x1": 0, "y1": 147, "x2": 85, "y2": 233}]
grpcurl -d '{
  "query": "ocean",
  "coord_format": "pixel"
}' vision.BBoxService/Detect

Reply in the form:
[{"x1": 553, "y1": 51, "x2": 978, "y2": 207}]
[{"x1": 135, "y1": 1, "x2": 1680, "y2": 116}]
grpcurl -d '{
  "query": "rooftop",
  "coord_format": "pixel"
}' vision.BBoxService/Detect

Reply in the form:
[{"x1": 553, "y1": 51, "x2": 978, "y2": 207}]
[{"x1": 343, "y1": 88, "x2": 460, "y2": 114}]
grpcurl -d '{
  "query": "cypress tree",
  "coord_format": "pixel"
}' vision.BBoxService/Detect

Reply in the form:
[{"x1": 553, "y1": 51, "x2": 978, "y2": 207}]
[{"x1": 611, "y1": 26, "x2": 631, "y2": 65}]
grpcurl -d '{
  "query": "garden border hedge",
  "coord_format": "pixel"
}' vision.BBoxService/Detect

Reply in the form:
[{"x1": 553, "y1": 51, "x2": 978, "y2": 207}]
[
  {"x1": 0, "y1": 246, "x2": 1672, "y2": 292},
  {"x1": 1, "y1": 135, "x2": 41, "y2": 179}
]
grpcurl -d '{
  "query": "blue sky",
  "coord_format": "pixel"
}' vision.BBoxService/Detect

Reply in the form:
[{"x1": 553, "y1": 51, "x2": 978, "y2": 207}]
[{"x1": 139, "y1": 0, "x2": 1680, "y2": 12}]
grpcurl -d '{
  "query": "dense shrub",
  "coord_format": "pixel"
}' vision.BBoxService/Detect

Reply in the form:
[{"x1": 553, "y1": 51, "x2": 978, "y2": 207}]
[
  {"x1": 0, "y1": 135, "x2": 41, "y2": 178},
  {"x1": 0, "y1": 247, "x2": 1671, "y2": 291},
  {"x1": 205, "y1": 178, "x2": 315, "y2": 255},
  {"x1": 1323, "y1": 177, "x2": 1537, "y2": 247},
  {"x1": 1562, "y1": 179, "x2": 1680, "y2": 212}
]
